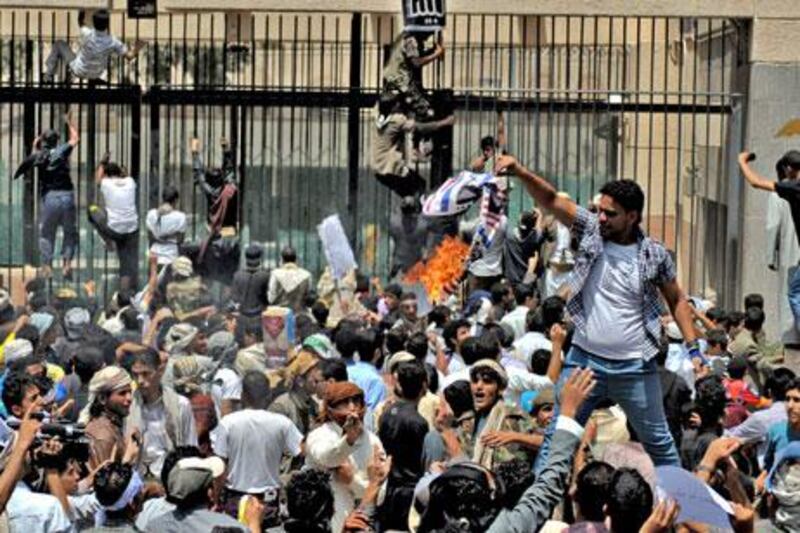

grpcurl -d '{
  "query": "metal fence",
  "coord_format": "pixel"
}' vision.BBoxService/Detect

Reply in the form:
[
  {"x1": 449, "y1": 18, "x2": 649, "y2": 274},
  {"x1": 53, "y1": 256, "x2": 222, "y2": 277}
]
[{"x1": 0, "y1": 10, "x2": 748, "y2": 306}]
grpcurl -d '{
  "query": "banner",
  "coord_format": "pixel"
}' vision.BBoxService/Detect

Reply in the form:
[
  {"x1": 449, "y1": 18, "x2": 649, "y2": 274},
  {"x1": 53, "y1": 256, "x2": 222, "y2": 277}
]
[
  {"x1": 403, "y1": 0, "x2": 446, "y2": 33},
  {"x1": 317, "y1": 215, "x2": 358, "y2": 280},
  {"x1": 128, "y1": 0, "x2": 157, "y2": 19}
]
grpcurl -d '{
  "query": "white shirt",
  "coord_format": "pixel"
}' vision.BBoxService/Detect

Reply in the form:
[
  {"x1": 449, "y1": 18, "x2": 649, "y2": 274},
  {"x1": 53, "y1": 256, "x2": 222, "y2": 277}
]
[
  {"x1": 505, "y1": 367, "x2": 553, "y2": 407},
  {"x1": 140, "y1": 395, "x2": 198, "y2": 479},
  {"x1": 100, "y1": 177, "x2": 138, "y2": 234},
  {"x1": 70, "y1": 27, "x2": 127, "y2": 79},
  {"x1": 468, "y1": 218, "x2": 508, "y2": 278},
  {"x1": 501, "y1": 305, "x2": 530, "y2": 341},
  {"x1": 211, "y1": 409, "x2": 303, "y2": 493},
  {"x1": 441, "y1": 365, "x2": 471, "y2": 390},
  {"x1": 211, "y1": 368, "x2": 242, "y2": 420},
  {"x1": 7, "y1": 481, "x2": 74, "y2": 533},
  {"x1": 146, "y1": 208, "x2": 187, "y2": 265},
  {"x1": 573, "y1": 242, "x2": 654, "y2": 360},
  {"x1": 305, "y1": 421, "x2": 385, "y2": 533},
  {"x1": 513, "y1": 332, "x2": 553, "y2": 366}
]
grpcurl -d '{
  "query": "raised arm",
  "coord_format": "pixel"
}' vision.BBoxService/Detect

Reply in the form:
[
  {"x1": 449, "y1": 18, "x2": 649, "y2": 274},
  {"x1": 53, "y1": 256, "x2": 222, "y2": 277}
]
[
  {"x1": 124, "y1": 40, "x2": 146, "y2": 61},
  {"x1": 738, "y1": 152, "x2": 775, "y2": 192},
  {"x1": 65, "y1": 111, "x2": 79, "y2": 147},
  {"x1": 412, "y1": 34, "x2": 444, "y2": 68},
  {"x1": 191, "y1": 138, "x2": 214, "y2": 195},
  {"x1": 94, "y1": 152, "x2": 110, "y2": 185},
  {"x1": 496, "y1": 111, "x2": 506, "y2": 152},
  {"x1": 495, "y1": 154, "x2": 577, "y2": 227}
]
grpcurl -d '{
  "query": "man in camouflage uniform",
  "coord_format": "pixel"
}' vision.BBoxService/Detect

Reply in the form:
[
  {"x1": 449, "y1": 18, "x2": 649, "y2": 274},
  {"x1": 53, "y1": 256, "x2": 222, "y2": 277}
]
[
  {"x1": 458, "y1": 359, "x2": 535, "y2": 469},
  {"x1": 165, "y1": 256, "x2": 207, "y2": 320},
  {"x1": 382, "y1": 31, "x2": 444, "y2": 121}
]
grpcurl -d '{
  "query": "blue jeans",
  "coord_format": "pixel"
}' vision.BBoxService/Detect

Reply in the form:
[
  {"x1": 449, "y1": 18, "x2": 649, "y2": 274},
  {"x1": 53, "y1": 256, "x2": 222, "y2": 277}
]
[
  {"x1": 788, "y1": 266, "x2": 800, "y2": 332},
  {"x1": 39, "y1": 190, "x2": 78, "y2": 264},
  {"x1": 534, "y1": 345, "x2": 680, "y2": 474}
]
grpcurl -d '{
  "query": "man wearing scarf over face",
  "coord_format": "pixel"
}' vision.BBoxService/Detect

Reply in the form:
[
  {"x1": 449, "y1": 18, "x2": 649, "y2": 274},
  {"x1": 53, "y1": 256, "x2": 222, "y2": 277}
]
[{"x1": 306, "y1": 382, "x2": 386, "y2": 533}]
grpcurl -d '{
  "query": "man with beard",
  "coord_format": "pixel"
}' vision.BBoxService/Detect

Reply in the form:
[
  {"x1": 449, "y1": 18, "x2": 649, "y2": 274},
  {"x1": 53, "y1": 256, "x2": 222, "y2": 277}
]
[
  {"x1": 82, "y1": 366, "x2": 134, "y2": 469},
  {"x1": 305, "y1": 382, "x2": 385, "y2": 533}
]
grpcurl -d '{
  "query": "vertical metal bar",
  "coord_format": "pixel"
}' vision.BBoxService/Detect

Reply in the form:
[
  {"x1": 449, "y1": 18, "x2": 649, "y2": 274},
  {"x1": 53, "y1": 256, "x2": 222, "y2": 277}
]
[{"x1": 347, "y1": 13, "x2": 363, "y2": 244}]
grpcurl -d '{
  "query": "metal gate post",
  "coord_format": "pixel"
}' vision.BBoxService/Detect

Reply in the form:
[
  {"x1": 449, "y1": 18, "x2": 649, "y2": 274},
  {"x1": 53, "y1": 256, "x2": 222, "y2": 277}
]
[
  {"x1": 347, "y1": 12, "x2": 362, "y2": 249},
  {"x1": 22, "y1": 100, "x2": 37, "y2": 265}
]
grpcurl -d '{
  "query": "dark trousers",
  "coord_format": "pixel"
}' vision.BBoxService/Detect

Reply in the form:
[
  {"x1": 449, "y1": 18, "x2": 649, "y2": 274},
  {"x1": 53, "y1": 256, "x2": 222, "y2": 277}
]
[
  {"x1": 40, "y1": 190, "x2": 78, "y2": 264},
  {"x1": 88, "y1": 205, "x2": 139, "y2": 289}
]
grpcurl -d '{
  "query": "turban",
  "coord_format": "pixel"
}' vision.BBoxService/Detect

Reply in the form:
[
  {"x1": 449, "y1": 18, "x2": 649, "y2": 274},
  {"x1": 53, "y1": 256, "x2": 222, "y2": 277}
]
[
  {"x1": 207, "y1": 331, "x2": 237, "y2": 362},
  {"x1": 165, "y1": 323, "x2": 198, "y2": 355},
  {"x1": 283, "y1": 349, "x2": 319, "y2": 386},
  {"x1": 64, "y1": 307, "x2": 91, "y2": 340},
  {"x1": 4, "y1": 339, "x2": 34, "y2": 368},
  {"x1": 29, "y1": 312, "x2": 55, "y2": 335},
  {"x1": 173, "y1": 357, "x2": 205, "y2": 395},
  {"x1": 79, "y1": 366, "x2": 132, "y2": 424},
  {"x1": 470, "y1": 359, "x2": 509, "y2": 389},
  {"x1": 324, "y1": 382, "x2": 364, "y2": 406},
  {"x1": 171, "y1": 256, "x2": 194, "y2": 278}
]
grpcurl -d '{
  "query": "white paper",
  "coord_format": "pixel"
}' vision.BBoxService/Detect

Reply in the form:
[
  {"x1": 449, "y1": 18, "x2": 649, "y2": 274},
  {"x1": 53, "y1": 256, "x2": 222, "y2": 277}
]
[
  {"x1": 655, "y1": 465, "x2": 733, "y2": 530},
  {"x1": 317, "y1": 215, "x2": 357, "y2": 280}
]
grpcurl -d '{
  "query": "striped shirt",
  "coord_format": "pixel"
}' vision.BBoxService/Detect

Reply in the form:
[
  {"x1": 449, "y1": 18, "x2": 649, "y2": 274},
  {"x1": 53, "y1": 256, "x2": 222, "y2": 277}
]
[
  {"x1": 70, "y1": 27, "x2": 127, "y2": 79},
  {"x1": 565, "y1": 206, "x2": 675, "y2": 355}
]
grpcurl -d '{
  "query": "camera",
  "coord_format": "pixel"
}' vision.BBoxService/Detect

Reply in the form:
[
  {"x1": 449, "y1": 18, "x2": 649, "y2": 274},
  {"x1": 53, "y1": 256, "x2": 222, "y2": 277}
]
[{"x1": 7, "y1": 419, "x2": 90, "y2": 467}]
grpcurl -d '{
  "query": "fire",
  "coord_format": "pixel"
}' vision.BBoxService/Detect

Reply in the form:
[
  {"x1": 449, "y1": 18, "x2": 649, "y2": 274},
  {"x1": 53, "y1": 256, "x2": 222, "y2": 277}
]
[{"x1": 404, "y1": 236, "x2": 470, "y2": 302}]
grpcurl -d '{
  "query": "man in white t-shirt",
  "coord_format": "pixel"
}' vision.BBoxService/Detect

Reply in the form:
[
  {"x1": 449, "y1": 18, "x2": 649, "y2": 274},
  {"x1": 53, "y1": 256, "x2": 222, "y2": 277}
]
[
  {"x1": 212, "y1": 370, "x2": 303, "y2": 528},
  {"x1": 44, "y1": 9, "x2": 144, "y2": 83},
  {"x1": 146, "y1": 185, "x2": 187, "y2": 268},
  {"x1": 496, "y1": 155, "x2": 698, "y2": 473},
  {"x1": 88, "y1": 156, "x2": 139, "y2": 290}
]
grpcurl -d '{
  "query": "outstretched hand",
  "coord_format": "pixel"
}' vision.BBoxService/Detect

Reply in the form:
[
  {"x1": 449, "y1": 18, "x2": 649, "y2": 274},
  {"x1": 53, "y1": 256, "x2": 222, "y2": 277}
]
[
  {"x1": 559, "y1": 368, "x2": 596, "y2": 420},
  {"x1": 494, "y1": 154, "x2": 518, "y2": 176}
]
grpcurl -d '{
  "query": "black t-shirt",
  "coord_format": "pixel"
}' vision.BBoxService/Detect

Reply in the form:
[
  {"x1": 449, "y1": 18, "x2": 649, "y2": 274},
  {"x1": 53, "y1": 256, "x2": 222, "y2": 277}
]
[
  {"x1": 39, "y1": 143, "x2": 75, "y2": 195},
  {"x1": 775, "y1": 179, "x2": 800, "y2": 246},
  {"x1": 503, "y1": 227, "x2": 545, "y2": 286}
]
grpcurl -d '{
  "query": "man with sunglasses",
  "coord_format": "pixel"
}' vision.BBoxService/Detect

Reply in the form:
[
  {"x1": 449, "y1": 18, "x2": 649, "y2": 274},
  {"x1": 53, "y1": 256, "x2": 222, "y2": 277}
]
[{"x1": 495, "y1": 154, "x2": 697, "y2": 471}]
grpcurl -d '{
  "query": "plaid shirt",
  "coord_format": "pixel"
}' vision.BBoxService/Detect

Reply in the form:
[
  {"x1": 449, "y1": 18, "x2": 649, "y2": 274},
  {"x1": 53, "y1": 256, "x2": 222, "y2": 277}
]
[{"x1": 565, "y1": 206, "x2": 675, "y2": 355}]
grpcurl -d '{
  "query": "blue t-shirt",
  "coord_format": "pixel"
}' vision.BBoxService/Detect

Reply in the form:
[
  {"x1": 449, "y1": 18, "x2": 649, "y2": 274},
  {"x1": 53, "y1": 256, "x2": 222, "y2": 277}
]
[{"x1": 763, "y1": 420, "x2": 800, "y2": 471}]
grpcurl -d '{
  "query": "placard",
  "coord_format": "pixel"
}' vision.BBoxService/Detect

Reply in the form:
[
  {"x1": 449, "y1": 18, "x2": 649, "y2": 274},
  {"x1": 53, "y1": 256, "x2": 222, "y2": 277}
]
[
  {"x1": 317, "y1": 215, "x2": 358, "y2": 280},
  {"x1": 128, "y1": 0, "x2": 157, "y2": 19},
  {"x1": 403, "y1": 0, "x2": 446, "y2": 33}
]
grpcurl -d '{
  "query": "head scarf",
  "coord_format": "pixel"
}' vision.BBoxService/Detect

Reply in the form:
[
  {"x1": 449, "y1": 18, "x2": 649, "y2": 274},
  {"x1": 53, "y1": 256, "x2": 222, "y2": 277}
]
[
  {"x1": 64, "y1": 307, "x2": 91, "y2": 340},
  {"x1": 78, "y1": 366, "x2": 132, "y2": 424},
  {"x1": 283, "y1": 350, "x2": 319, "y2": 387},
  {"x1": 302, "y1": 334, "x2": 335, "y2": 360},
  {"x1": 322, "y1": 382, "x2": 364, "y2": 421},
  {"x1": 29, "y1": 312, "x2": 55, "y2": 336},
  {"x1": 171, "y1": 256, "x2": 194, "y2": 278},
  {"x1": 234, "y1": 348, "x2": 267, "y2": 376},
  {"x1": 207, "y1": 331, "x2": 237, "y2": 362},
  {"x1": 164, "y1": 323, "x2": 199, "y2": 355},
  {"x1": 4, "y1": 339, "x2": 34, "y2": 368},
  {"x1": 93, "y1": 470, "x2": 144, "y2": 527},
  {"x1": 173, "y1": 357, "x2": 205, "y2": 396},
  {"x1": 470, "y1": 359, "x2": 509, "y2": 389}
]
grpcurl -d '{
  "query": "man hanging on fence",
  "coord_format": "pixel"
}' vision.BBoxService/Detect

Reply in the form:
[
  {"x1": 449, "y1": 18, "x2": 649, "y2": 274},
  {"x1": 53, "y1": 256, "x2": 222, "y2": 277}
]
[
  {"x1": 87, "y1": 152, "x2": 140, "y2": 291},
  {"x1": 382, "y1": 30, "x2": 444, "y2": 121},
  {"x1": 190, "y1": 137, "x2": 241, "y2": 288},
  {"x1": 14, "y1": 111, "x2": 80, "y2": 280},
  {"x1": 43, "y1": 9, "x2": 145, "y2": 84}
]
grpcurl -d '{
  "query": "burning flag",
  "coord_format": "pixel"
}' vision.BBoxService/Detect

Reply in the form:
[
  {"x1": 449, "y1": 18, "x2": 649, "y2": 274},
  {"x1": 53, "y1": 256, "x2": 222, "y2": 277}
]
[{"x1": 404, "y1": 235, "x2": 470, "y2": 303}]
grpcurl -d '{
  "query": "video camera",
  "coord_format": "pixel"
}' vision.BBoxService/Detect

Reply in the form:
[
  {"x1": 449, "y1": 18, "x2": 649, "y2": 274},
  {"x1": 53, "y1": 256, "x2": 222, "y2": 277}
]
[{"x1": 7, "y1": 419, "x2": 90, "y2": 466}]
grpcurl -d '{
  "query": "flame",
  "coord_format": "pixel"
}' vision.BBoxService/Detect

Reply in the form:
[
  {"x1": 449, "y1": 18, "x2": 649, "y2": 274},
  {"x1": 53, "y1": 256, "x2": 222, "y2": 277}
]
[{"x1": 404, "y1": 235, "x2": 470, "y2": 302}]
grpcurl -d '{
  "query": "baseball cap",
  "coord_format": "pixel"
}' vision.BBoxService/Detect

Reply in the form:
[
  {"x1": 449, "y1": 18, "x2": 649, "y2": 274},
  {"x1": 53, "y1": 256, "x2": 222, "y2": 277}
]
[{"x1": 167, "y1": 456, "x2": 226, "y2": 501}]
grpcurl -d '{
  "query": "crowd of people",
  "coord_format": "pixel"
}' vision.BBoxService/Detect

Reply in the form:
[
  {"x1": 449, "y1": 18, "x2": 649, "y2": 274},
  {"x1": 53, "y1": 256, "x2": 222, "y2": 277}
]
[{"x1": 2, "y1": 6, "x2": 799, "y2": 533}]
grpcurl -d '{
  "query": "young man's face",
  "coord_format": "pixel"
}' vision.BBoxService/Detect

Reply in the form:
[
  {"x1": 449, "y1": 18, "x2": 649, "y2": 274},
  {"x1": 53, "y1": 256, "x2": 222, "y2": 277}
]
[
  {"x1": 455, "y1": 326, "x2": 471, "y2": 352},
  {"x1": 786, "y1": 388, "x2": 800, "y2": 428},
  {"x1": 329, "y1": 396, "x2": 365, "y2": 426},
  {"x1": 192, "y1": 333, "x2": 208, "y2": 355},
  {"x1": 11, "y1": 385, "x2": 41, "y2": 418},
  {"x1": 60, "y1": 459, "x2": 81, "y2": 495},
  {"x1": 304, "y1": 367, "x2": 324, "y2": 397},
  {"x1": 535, "y1": 403, "x2": 554, "y2": 427},
  {"x1": 597, "y1": 195, "x2": 638, "y2": 242},
  {"x1": 471, "y1": 373, "x2": 500, "y2": 414},
  {"x1": 105, "y1": 386, "x2": 133, "y2": 418},
  {"x1": 131, "y1": 361, "x2": 162, "y2": 396},
  {"x1": 483, "y1": 145, "x2": 496, "y2": 159},
  {"x1": 384, "y1": 293, "x2": 399, "y2": 311},
  {"x1": 400, "y1": 299, "x2": 418, "y2": 320}
]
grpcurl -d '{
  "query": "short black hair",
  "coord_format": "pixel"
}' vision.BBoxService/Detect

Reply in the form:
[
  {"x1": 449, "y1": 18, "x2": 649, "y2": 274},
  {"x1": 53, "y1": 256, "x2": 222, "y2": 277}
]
[
  {"x1": 599, "y1": 179, "x2": 645, "y2": 221},
  {"x1": 461, "y1": 336, "x2": 492, "y2": 366},
  {"x1": 606, "y1": 468, "x2": 653, "y2": 532},
  {"x1": 494, "y1": 458, "x2": 535, "y2": 509},
  {"x1": 73, "y1": 345, "x2": 106, "y2": 384},
  {"x1": 396, "y1": 360, "x2": 427, "y2": 400},
  {"x1": 765, "y1": 368, "x2": 797, "y2": 402},
  {"x1": 15, "y1": 325, "x2": 40, "y2": 350},
  {"x1": 480, "y1": 135, "x2": 497, "y2": 151},
  {"x1": 94, "y1": 462, "x2": 134, "y2": 507},
  {"x1": 2, "y1": 372, "x2": 37, "y2": 415},
  {"x1": 425, "y1": 362, "x2": 439, "y2": 394},
  {"x1": 706, "y1": 328, "x2": 728, "y2": 351},
  {"x1": 443, "y1": 380, "x2": 474, "y2": 418},
  {"x1": 384, "y1": 283, "x2": 403, "y2": 298},
  {"x1": 285, "y1": 469, "x2": 334, "y2": 524},
  {"x1": 335, "y1": 327, "x2": 360, "y2": 360},
  {"x1": 92, "y1": 9, "x2": 110, "y2": 32},
  {"x1": 744, "y1": 306, "x2": 765, "y2": 332},
  {"x1": 744, "y1": 293, "x2": 764, "y2": 311},
  {"x1": 787, "y1": 377, "x2": 800, "y2": 397},
  {"x1": 726, "y1": 310, "x2": 745, "y2": 331},
  {"x1": 525, "y1": 308, "x2": 545, "y2": 334},
  {"x1": 385, "y1": 329, "x2": 407, "y2": 356},
  {"x1": 541, "y1": 296, "x2": 566, "y2": 329},
  {"x1": 427, "y1": 305, "x2": 451, "y2": 329},
  {"x1": 129, "y1": 348, "x2": 161, "y2": 370},
  {"x1": 695, "y1": 375, "x2": 727, "y2": 429},
  {"x1": 442, "y1": 319, "x2": 470, "y2": 352},
  {"x1": 120, "y1": 308, "x2": 140, "y2": 331},
  {"x1": 104, "y1": 162, "x2": 123, "y2": 177},
  {"x1": 530, "y1": 349, "x2": 551, "y2": 376},
  {"x1": 489, "y1": 281, "x2": 509, "y2": 305},
  {"x1": 405, "y1": 331, "x2": 429, "y2": 361},
  {"x1": 575, "y1": 461, "x2": 615, "y2": 522},
  {"x1": 241, "y1": 370, "x2": 271, "y2": 409},
  {"x1": 513, "y1": 283, "x2": 535, "y2": 306},
  {"x1": 281, "y1": 246, "x2": 297, "y2": 263},
  {"x1": 706, "y1": 307, "x2": 727, "y2": 324},
  {"x1": 319, "y1": 358, "x2": 348, "y2": 382},
  {"x1": 311, "y1": 301, "x2": 329, "y2": 327},
  {"x1": 162, "y1": 185, "x2": 180, "y2": 204},
  {"x1": 357, "y1": 328, "x2": 384, "y2": 366}
]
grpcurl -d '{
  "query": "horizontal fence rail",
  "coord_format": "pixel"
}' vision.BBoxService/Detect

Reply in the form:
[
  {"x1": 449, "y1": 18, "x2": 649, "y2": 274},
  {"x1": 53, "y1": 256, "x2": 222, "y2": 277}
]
[{"x1": 0, "y1": 9, "x2": 748, "y2": 307}]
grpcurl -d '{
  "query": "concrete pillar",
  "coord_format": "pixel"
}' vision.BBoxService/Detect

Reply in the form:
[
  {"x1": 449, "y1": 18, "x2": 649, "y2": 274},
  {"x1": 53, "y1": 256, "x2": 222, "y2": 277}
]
[{"x1": 740, "y1": 18, "x2": 800, "y2": 369}]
